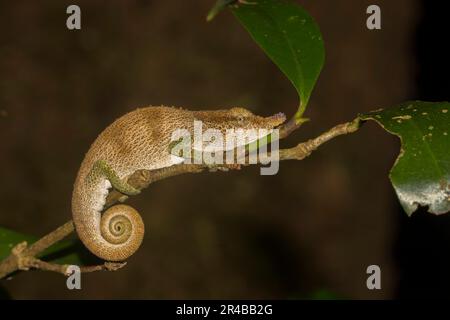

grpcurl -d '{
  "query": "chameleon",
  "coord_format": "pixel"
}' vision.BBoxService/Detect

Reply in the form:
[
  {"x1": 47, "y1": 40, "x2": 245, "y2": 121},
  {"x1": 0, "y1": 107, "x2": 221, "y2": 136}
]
[{"x1": 72, "y1": 105, "x2": 286, "y2": 261}]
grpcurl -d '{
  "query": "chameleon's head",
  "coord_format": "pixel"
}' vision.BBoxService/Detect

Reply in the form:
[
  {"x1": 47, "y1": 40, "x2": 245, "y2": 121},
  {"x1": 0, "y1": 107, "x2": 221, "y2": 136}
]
[
  {"x1": 189, "y1": 107, "x2": 286, "y2": 151},
  {"x1": 193, "y1": 107, "x2": 286, "y2": 133}
]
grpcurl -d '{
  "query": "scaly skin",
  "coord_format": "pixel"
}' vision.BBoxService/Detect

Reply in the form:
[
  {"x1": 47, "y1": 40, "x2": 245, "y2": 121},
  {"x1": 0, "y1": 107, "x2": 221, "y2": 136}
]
[{"x1": 72, "y1": 105, "x2": 286, "y2": 261}]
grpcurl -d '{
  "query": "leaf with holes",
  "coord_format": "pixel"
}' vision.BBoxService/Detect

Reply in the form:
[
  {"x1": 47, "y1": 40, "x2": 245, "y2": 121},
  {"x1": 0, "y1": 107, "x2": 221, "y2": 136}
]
[{"x1": 360, "y1": 101, "x2": 450, "y2": 215}]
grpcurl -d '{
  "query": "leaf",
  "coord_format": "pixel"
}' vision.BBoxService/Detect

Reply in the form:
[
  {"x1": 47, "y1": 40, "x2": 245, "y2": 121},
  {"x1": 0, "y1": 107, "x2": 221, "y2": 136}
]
[
  {"x1": 360, "y1": 101, "x2": 450, "y2": 215},
  {"x1": 0, "y1": 227, "x2": 86, "y2": 265},
  {"x1": 207, "y1": 0, "x2": 237, "y2": 22},
  {"x1": 231, "y1": 0, "x2": 325, "y2": 120}
]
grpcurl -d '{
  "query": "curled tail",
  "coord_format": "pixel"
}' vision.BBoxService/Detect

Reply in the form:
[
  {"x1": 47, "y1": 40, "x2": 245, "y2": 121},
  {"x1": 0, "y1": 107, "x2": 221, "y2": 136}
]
[{"x1": 72, "y1": 160, "x2": 145, "y2": 261}]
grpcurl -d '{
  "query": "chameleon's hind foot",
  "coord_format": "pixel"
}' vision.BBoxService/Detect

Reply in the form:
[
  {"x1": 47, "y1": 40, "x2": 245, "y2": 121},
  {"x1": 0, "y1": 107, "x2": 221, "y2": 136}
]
[{"x1": 93, "y1": 160, "x2": 141, "y2": 196}]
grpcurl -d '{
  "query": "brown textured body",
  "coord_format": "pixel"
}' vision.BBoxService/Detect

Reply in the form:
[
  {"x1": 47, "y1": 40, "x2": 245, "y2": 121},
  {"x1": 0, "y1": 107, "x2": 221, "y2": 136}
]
[{"x1": 72, "y1": 105, "x2": 285, "y2": 261}]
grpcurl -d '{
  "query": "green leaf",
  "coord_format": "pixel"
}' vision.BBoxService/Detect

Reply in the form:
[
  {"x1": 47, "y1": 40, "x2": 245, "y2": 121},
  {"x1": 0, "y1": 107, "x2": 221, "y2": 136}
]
[
  {"x1": 360, "y1": 101, "x2": 450, "y2": 215},
  {"x1": 207, "y1": 0, "x2": 237, "y2": 22},
  {"x1": 231, "y1": 0, "x2": 325, "y2": 120},
  {"x1": 0, "y1": 227, "x2": 85, "y2": 265}
]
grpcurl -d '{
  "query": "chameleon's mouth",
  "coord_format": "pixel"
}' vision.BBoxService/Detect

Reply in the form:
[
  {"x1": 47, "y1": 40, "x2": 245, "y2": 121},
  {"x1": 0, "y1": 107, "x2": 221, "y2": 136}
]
[{"x1": 267, "y1": 112, "x2": 287, "y2": 127}]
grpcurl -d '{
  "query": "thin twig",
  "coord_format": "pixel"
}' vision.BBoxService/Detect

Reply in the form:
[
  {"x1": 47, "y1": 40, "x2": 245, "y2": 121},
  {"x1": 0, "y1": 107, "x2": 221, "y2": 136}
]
[
  {"x1": 0, "y1": 117, "x2": 362, "y2": 279},
  {"x1": 9, "y1": 247, "x2": 126, "y2": 276}
]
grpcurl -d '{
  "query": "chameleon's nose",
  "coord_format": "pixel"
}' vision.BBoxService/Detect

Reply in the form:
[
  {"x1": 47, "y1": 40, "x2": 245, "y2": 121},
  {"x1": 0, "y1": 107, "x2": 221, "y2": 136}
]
[{"x1": 269, "y1": 112, "x2": 286, "y2": 124}]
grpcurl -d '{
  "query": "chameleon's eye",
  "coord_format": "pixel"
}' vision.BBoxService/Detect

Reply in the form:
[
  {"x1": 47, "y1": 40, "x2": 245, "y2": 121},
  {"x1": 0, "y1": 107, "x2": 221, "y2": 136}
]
[{"x1": 237, "y1": 116, "x2": 245, "y2": 124}]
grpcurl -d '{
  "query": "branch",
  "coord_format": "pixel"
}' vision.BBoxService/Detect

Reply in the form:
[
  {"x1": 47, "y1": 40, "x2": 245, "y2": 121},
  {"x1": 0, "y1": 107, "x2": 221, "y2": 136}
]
[
  {"x1": 0, "y1": 241, "x2": 127, "y2": 277},
  {"x1": 279, "y1": 117, "x2": 360, "y2": 160},
  {"x1": 0, "y1": 117, "x2": 362, "y2": 279}
]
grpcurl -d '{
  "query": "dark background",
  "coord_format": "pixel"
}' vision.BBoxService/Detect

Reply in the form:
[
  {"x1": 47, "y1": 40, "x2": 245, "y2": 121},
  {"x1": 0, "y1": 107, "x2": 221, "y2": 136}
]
[{"x1": 0, "y1": 0, "x2": 448, "y2": 299}]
